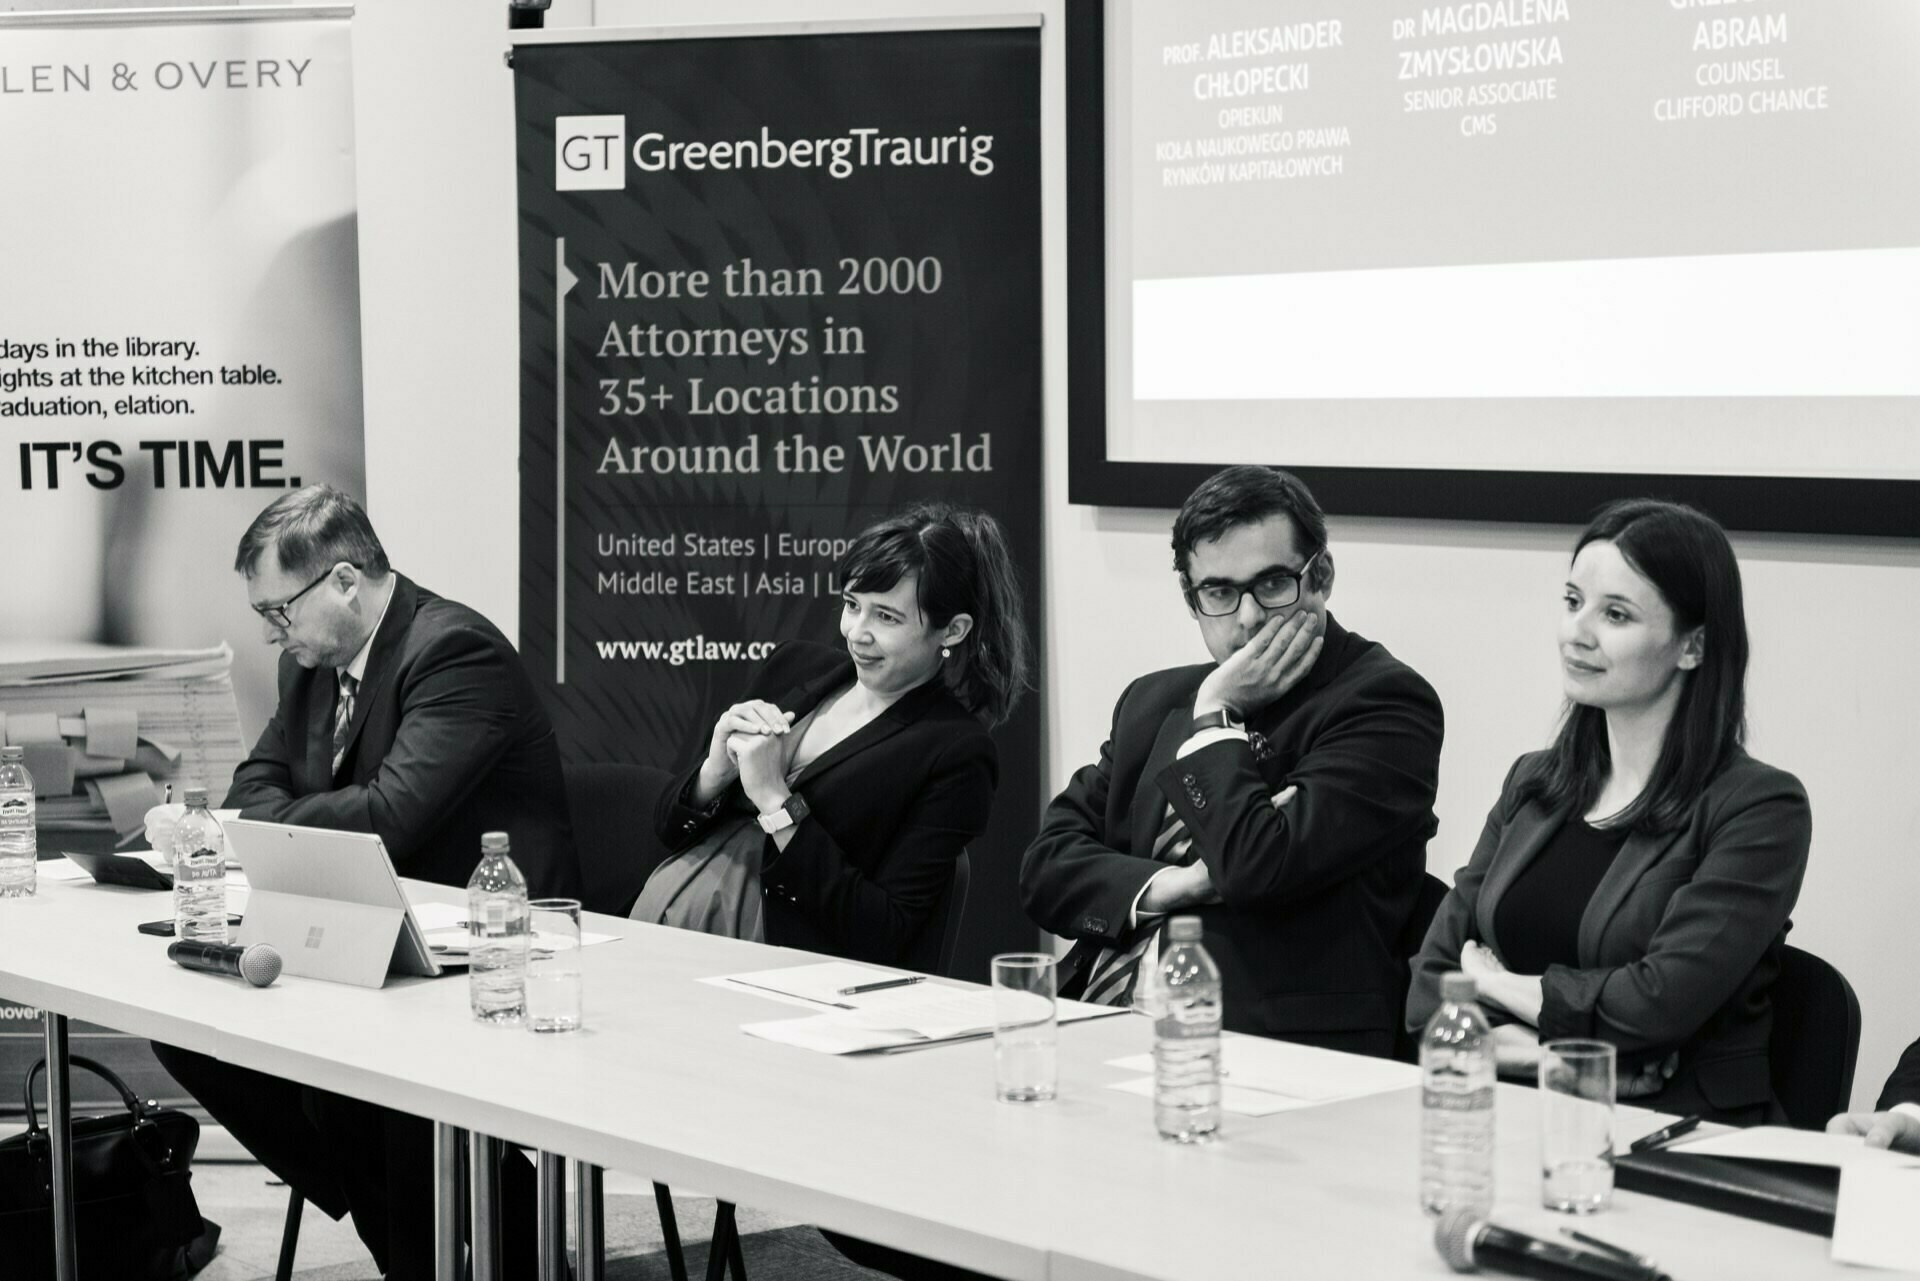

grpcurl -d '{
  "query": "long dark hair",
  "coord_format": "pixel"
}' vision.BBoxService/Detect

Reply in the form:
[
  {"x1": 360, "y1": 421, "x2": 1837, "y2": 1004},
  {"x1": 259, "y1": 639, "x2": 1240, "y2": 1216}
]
[
  {"x1": 1523, "y1": 499, "x2": 1749, "y2": 832},
  {"x1": 837, "y1": 504, "x2": 1032, "y2": 727}
]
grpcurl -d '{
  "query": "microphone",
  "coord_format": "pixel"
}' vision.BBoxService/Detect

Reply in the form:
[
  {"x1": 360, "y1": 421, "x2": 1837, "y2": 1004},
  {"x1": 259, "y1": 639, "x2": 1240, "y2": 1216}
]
[
  {"x1": 1435, "y1": 1210, "x2": 1670, "y2": 1281},
  {"x1": 168, "y1": 939, "x2": 283, "y2": 988}
]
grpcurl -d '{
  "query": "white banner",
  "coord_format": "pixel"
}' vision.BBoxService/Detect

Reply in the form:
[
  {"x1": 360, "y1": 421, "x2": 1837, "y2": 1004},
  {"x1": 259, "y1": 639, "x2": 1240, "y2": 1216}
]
[{"x1": 0, "y1": 8, "x2": 364, "y2": 736}]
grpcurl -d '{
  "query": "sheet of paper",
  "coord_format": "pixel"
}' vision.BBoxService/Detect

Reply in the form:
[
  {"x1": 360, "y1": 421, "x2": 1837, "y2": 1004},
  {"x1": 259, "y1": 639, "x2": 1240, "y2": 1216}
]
[
  {"x1": 1105, "y1": 1032, "x2": 1418, "y2": 1105},
  {"x1": 738, "y1": 990, "x2": 1123, "y2": 1053},
  {"x1": 410, "y1": 901, "x2": 621, "y2": 952},
  {"x1": 35, "y1": 857, "x2": 93, "y2": 883},
  {"x1": 1833, "y1": 1163, "x2": 1920, "y2": 1271},
  {"x1": 1105, "y1": 1075, "x2": 1315, "y2": 1117},
  {"x1": 718, "y1": 961, "x2": 912, "y2": 1008},
  {"x1": 1673, "y1": 1125, "x2": 1919, "y2": 1169}
]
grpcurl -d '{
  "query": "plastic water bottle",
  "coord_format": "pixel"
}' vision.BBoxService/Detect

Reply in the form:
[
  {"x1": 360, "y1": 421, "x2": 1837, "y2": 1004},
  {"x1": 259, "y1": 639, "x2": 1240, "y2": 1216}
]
[
  {"x1": 1154, "y1": 915, "x2": 1223, "y2": 1143},
  {"x1": 1421, "y1": 971, "x2": 1496, "y2": 1217},
  {"x1": 0, "y1": 746, "x2": 36, "y2": 898},
  {"x1": 171, "y1": 787, "x2": 229, "y2": 944},
  {"x1": 467, "y1": 831, "x2": 528, "y2": 1024}
]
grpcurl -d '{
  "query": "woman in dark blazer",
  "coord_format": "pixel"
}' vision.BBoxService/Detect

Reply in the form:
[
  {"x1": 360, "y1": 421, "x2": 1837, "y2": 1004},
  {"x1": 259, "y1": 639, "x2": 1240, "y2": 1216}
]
[
  {"x1": 651, "y1": 503, "x2": 1030, "y2": 966},
  {"x1": 1408, "y1": 500, "x2": 1811, "y2": 1125}
]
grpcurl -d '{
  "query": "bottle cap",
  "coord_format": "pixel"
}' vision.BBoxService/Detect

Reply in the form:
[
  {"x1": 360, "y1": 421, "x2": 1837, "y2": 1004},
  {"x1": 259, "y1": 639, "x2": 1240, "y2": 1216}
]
[
  {"x1": 1167, "y1": 915, "x2": 1203, "y2": 942},
  {"x1": 480, "y1": 831, "x2": 510, "y2": 854},
  {"x1": 1441, "y1": 972, "x2": 1477, "y2": 1003},
  {"x1": 0, "y1": 746, "x2": 21, "y2": 761},
  {"x1": 182, "y1": 786, "x2": 209, "y2": 807}
]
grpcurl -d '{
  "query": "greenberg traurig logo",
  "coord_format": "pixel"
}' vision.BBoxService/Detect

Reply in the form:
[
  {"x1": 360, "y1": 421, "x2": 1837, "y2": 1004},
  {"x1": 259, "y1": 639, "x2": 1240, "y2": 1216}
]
[
  {"x1": 556, "y1": 114, "x2": 997, "y2": 190},
  {"x1": 556, "y1": 114, "x2": 627, "y2": 190}
]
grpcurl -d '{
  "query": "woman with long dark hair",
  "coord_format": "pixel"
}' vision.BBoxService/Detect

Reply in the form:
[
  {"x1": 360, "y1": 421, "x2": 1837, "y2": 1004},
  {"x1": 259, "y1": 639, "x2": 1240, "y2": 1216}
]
[
  {"x1": 1407, "y1": 499, "x2": 1811, "y2": 1123},
  {"x1": 641, "y1": 502, "x2": 1031, "y2": 965}
]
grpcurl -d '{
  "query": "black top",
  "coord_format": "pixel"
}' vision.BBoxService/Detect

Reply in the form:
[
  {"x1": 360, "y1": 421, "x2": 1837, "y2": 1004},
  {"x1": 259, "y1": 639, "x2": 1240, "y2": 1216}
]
[{"x1": 1493, "y1": 817, "x2": 1630, "y2": 975}]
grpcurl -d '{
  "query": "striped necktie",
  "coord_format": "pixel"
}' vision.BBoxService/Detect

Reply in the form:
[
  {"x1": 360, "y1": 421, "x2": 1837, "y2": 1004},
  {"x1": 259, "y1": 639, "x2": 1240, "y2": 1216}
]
[
  {"x1": 330, "y1": 673, "x2": 357, "y2": 775},
  {"x1": 1080, "y1": 802, "x2": 1195, "y2": 1006}
]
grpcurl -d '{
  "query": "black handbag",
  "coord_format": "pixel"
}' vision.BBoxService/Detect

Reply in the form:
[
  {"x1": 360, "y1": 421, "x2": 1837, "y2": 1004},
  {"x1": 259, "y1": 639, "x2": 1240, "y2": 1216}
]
[{"x1": 0, "y1": 1055, "x2": 220, "y2": 1280}]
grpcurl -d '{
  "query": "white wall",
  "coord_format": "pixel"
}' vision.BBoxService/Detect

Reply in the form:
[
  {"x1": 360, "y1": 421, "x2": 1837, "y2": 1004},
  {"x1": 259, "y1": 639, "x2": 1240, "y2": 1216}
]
[{"x1": 350, "y1": 0, "x2": 1920, "y2": 1111}]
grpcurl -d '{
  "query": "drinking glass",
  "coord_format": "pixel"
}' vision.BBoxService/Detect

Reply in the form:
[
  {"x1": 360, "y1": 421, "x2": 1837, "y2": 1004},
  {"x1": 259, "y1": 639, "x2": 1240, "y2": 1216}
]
[
  {"x1": 1539, "y1": 1038, "x2": 1616, "y2": 1212},
  {"x1": 526, "y1": 898, "x2": 583, "y2": 1033},
  {"x1": 991, "y1": 953, "x2": 1057, "y2": 1102}
]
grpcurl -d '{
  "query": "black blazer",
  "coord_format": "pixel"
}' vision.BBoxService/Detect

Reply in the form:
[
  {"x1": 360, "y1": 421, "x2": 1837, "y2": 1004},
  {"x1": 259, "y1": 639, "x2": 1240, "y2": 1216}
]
[
  {"x1": 655, "y1": 641, "x2": 996, "y2": 966},
  {"x1": 1879, "y1": 1037, "x2": 1920, "y2": 1111},
  {"x1": 224, "y1": 574, "x2": 581, "y2": 900},
  {"x1": 1408, "y1": 750, "x2": 1811, "y2": 1124},
  {"x1": 1021, "y1": 616, "x2": 1443, "y2": 1055}
]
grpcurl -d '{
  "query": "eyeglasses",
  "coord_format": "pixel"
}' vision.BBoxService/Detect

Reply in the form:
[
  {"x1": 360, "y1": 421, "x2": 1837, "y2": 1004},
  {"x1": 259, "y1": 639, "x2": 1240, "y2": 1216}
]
[
  {"x1": 252, "y1": 564, "x2": 348, "y2": 629},
  {"x1": 1185, "y1": 549, "x2": 1322, "y2": 618}
]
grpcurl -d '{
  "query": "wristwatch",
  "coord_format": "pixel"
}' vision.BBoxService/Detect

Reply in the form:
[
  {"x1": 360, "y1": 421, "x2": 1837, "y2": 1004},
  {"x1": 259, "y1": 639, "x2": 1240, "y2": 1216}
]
[
  {"x1": 757, "y1": 792, "x2": 810, "y2": 834},
  {"x1": 1189, "y1": 708, "x2": 1243, "y2": 735}
]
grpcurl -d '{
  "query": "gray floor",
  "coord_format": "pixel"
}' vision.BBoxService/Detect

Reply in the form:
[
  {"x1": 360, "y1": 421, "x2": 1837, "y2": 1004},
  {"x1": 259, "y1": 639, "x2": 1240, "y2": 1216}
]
[{"x1": 188, "y1": 1160, "x2": 886, "y2": 1281}]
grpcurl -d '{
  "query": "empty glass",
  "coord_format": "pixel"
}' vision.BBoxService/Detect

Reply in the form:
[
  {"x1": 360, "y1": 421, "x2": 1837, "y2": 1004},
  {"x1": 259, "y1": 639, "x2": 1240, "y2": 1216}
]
[
  {"x1": 526, "y1": 898, "x2": 583, "y2": 1033},
  {"x1": 1540, "y1": 1039, "x2": 1616, "y2": 1212},
  {"x1": 991, "y1": 953, "x2": 1057, "y2": 1103}
]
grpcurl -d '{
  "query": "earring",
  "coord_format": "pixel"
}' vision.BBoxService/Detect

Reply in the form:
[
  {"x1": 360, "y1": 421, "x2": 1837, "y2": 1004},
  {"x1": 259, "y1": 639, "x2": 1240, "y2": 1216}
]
[{"x1": 941, "y1": 646, "x2": 951, "y2": 660}]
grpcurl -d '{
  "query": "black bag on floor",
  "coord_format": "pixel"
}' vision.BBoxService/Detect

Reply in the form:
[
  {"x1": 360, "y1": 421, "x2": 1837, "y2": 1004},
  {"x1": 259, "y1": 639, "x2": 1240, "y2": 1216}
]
[{"x1": 0, "y1": 1055, "x2": 220, "y2": 1279}]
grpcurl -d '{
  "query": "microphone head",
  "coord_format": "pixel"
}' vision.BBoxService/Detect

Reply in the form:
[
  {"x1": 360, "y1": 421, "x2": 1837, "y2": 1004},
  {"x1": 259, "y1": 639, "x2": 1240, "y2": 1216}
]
[
  {"x1": 1434, "y1": 1207, "x2": 1481, "y2": 1273},
  {"x1": 238, "y1": 943, "x2": 283, "y2": 988}
]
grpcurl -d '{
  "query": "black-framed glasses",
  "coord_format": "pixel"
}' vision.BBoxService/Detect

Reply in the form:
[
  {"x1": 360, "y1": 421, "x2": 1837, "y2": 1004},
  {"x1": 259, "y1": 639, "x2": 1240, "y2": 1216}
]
[
  {"x1": 252, "y1": 563, "x2": 348, "y2": 629},
  {"x1": 1185, "y1": 549, "x2": 1322, "y2": 618}
]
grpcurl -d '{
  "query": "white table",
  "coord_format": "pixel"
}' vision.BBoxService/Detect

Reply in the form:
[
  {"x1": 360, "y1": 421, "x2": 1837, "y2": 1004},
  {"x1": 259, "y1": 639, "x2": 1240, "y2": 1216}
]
[{"x1": 0, "y1": 874, "x2": 1865, "y2": 1281}]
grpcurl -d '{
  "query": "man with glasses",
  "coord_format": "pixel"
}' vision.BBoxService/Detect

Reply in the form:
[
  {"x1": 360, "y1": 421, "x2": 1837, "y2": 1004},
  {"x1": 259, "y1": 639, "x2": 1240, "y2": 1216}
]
[
  {"x1": 1021, "y1": 465, "x2": 1443, "y2": 1055},
  {"x1": 146, "y1": 484, "x2": 578, "y2": 1279}
]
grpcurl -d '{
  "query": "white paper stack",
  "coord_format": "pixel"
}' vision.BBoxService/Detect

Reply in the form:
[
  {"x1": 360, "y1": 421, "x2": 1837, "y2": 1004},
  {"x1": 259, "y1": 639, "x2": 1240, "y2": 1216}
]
[{"x1": 0, "y1": 642, "x2": 247, "y2": 839}]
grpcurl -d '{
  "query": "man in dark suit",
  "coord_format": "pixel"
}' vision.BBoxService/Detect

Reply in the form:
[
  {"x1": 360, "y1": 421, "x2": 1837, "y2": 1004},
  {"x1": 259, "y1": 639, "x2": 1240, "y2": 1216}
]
[
  {"x1": 1021, "y1": 466, "x2": 1443, "y2": 1056},
  {"x1": 148, "y1": 484, "x2": 579, "y2": 1279},
  {"x1": 1829, "y1": 1035, "x2": 1920, "y2": 1154}
]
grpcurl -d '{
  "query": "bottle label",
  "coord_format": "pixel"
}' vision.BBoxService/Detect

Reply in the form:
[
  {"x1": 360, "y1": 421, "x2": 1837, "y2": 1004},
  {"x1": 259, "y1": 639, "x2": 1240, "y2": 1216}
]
[
  {"x1": 175, "y1": 857, "x2": 224, "y2": 885},
  {"x1": 0, "y1": 797, "x2": 30, "y2": 824},
  {"x1": 1422, "y1": 1086, "x2": 1494, "y2": 1111}
]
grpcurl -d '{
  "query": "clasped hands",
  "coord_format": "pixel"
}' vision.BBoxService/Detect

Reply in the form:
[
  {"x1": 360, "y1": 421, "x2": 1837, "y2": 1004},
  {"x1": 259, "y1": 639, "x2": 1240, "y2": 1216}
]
[
  {"x1": 1459, "y1": 941, "x2": 1676, "y2": 1099},
  {"x1": 696, "y1": 699, "x2": 797, "y2": 811},
  {"x1": 1138, "y1": 785, "x2": 1298, "y2": 915}
]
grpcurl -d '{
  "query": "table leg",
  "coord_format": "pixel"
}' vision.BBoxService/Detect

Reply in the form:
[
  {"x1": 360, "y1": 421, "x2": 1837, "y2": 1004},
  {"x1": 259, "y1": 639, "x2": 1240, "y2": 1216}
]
[
  {"x1": 434, "y1": 1123, "x2": 465, "y2": 1281},
  {"x1": 571, "y1": 1159, "x2": 604, "y2": 1281},
  {"x1": 537, "y1": 1151, "x2": 567, "y2": 1281},
  {"x1": 42, "y1": 1012, "x2": 77, "y2": 1281},
  {"x1": 468, "y1": 1132, "x2": 503, "y2": 1281}
]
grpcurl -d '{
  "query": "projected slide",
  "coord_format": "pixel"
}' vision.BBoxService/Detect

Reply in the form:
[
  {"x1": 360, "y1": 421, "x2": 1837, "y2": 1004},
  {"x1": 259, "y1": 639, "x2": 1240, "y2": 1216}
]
[{"x1": 1105, "y1": 0, "x2": 1920, "y2": 483}]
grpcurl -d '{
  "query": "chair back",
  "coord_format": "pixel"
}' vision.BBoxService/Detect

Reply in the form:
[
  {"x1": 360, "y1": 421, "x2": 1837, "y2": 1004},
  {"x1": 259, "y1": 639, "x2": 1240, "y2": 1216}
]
[
  {"x1": 1768, "y1": 943, "x2": 1861, "y2": 1129},
  {"x1": 1391, "y1": 872, "x2": 1452, "y2": 1062},
  {"x1": 904, "y1": 849, "x2": 971, "y2": 979},
  {"x1": 561, "y1": 761, "x2": 674, "y2": 917}
]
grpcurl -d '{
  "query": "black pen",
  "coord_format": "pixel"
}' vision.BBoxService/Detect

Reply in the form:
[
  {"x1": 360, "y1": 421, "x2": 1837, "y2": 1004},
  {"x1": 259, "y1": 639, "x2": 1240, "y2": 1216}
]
[
  {"x1": 839, "y1": 975, "x2": 927, "y2": 996},
  {"x1": 1628, "y1": 1113, "x2": 1702, "y2": 1153},
  {"x1": 1560, "y1": 1227, "x2": 1656, "y2": 1269}
]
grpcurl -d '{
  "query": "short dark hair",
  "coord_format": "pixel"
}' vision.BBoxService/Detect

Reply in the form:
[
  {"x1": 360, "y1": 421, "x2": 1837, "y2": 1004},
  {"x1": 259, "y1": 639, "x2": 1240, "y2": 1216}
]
[
  {"x1": 1524, "y1": 498, "x2": 1749, "y2": 833},
  {"x1": 838, "y1": 503, "x2": 1032, "y2": 727},
  {"x1": 234, "y1": 485, "x2": 391, "y2": 580},
  {"x1": 1171, "y1": 465, "x2": 1331, "y2": 591}
]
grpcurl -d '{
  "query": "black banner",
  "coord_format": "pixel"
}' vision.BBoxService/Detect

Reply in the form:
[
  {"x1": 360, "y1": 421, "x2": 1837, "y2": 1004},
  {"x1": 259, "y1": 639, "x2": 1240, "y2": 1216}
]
[{"x1": 513, "y1": 27, "x2": 1043, "y2": 976}]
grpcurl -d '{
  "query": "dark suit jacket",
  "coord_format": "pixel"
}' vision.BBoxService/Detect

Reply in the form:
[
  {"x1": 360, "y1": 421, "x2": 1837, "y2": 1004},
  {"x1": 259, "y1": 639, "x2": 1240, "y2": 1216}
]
[
  {"x1": 224, "y1": 574, "x2": 581, "y2": 900},
  {"x1": 1408, "y1": 750, "x2": 1811, "y2": 1124},
  {"x1": 655, "y1": 641, "x2": 995, "y2": 966},
  {"x1": 1880, "y1": 1037, "x2": 1920, "y2": 1111},
  {"x1": 1021, "y1": 616, "x2": 1443, "y2": 1055}
]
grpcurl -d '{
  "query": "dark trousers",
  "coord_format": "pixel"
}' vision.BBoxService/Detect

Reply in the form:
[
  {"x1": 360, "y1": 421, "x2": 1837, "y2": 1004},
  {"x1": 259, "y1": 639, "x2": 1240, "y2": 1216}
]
[{"x1": 152, "y1": 1042, "x2": 538, "y2": 1279}]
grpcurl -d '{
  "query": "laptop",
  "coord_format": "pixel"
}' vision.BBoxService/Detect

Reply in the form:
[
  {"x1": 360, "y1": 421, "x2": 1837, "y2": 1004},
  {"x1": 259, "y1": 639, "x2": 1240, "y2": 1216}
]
[
  {"x1": 222, "y1": 819, "x2": 445, "y2": 988},
  {"x1": 64, "y1": 849, "x2": 174, "y2": 891}
]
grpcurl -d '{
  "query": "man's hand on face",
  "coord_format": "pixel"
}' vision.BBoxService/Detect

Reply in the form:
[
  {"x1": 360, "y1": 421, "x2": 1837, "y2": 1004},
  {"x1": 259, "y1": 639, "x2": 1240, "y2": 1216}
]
[{"x1": 1193, "y1": 609, "x2": 1323, "y2": 720}]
